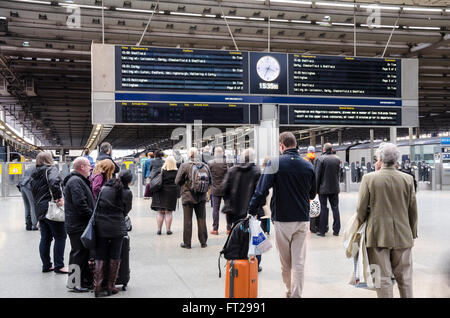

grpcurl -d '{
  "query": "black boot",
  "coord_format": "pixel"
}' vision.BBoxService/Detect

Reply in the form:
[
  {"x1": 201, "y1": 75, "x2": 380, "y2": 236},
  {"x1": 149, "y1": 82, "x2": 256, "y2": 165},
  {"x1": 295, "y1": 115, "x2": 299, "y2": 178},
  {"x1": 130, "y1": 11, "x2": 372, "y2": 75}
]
[{"x1": 106, "y1": 259, "x2": 121, "y2": 296}]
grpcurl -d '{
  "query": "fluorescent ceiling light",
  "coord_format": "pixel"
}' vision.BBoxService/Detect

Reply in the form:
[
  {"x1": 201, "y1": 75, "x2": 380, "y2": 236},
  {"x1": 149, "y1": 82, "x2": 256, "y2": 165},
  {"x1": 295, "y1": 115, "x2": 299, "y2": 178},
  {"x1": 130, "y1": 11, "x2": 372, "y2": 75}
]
[
  {"x1": 60, "y1": 3, "x2": 107, "y2": 9},
  {"x1": 360, "y1": 4, "x2": 400, "y2": 10},
  {"x1": 249, "y1": 17, "x2": 265, "y2": 21},
  {"x1": 116, "y1": 8, "x2": 155, "y2": 14},
  {"x1": 204, "y1": 14, "x2": 216, "y2": 18},
  {"x1": 403, "y1": 7, "x2": 443, "y2": 12},
  {"x1": 270, "y1": 0, "x2": 312, "y2": 4},
  {"x1": 332, "y1": 22, "x2": 355, "y2": 26},
  {"x1": 291, "y1": 20, "x2": 311, "y2": 24},
  {"x1": 170, "y1": 12, "x2": 202, "y2": 17},
  {"x1": 270, "y1": 19, "x2": 289, "y2": 22},
  {"x1": 13, "y1": 0, "x2": 51, "y2": 4},
  {"x1": 316, "y1": 2, "x2": 355, "y2": 8},
  {"x1": 224, "y1": 16, "x2": 247, "y2": 20},
  {"x1": 408, "y1": 26, "x2": 441, "y2": 30}
]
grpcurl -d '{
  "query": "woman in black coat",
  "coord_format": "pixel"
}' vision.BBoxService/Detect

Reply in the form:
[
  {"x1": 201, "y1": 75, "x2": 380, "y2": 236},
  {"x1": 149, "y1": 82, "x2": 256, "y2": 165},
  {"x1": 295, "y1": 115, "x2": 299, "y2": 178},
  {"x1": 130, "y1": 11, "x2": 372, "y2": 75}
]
[
  {"x1": 151, "y1": 155, "x2": 179, "y2": 235},
  {"x1": 93, "y1": 170, "x2": 133, "y2": 297},
  {"x1": 30, "y1": 152, "x2": 68, "y2": 274},
  {"x1": 148, "y1": 149, "x2": 164, "y2": 179}
]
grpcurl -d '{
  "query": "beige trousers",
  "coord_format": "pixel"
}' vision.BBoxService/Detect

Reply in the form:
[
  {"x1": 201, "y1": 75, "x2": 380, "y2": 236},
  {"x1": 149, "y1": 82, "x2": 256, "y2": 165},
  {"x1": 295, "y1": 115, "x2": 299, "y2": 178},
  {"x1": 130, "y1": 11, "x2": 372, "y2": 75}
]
[
  {"x1": 367, "y1": 247, "x2": 413, "y2": 298},
  {"x1": 274, "y1": 221, "x2": 309, "y2": 298}
]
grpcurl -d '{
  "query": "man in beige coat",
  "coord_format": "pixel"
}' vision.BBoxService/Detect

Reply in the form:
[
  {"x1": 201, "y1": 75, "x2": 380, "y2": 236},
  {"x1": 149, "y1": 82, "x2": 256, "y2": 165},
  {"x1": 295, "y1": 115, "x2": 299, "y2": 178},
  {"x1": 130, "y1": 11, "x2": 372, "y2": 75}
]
[{"x1": 356, "y1": 142, "x2": 418, "y2": 298}]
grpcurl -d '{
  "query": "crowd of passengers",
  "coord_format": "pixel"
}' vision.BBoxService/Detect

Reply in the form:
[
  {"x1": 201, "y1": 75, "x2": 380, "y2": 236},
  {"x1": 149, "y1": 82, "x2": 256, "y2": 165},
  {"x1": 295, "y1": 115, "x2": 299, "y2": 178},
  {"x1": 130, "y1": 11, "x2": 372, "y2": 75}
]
[{"x1": 17, "y1": 132, "x2": 417, "y2": 298}]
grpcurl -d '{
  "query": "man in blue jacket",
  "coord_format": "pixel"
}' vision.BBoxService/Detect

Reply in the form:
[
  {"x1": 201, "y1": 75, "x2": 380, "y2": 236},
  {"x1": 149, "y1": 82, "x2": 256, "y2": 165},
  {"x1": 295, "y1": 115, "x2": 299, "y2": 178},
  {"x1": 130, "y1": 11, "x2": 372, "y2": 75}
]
[{"x1": 248, "y1": 132, "x2": 316, "y2": 298}]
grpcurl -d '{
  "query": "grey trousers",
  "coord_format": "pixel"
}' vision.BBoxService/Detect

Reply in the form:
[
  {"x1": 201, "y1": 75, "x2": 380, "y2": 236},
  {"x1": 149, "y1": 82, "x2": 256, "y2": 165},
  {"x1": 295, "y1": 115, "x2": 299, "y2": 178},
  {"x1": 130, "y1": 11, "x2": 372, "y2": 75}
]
[
  {"x1": 21, "y1": 187, "x2": 37, "y2": 228},
  {"x1": 367, "y1": 247, "x2": 413, "y2": 298},
  {"x1": 274, "y1": 221, "x2": 309, "y2": 298}
]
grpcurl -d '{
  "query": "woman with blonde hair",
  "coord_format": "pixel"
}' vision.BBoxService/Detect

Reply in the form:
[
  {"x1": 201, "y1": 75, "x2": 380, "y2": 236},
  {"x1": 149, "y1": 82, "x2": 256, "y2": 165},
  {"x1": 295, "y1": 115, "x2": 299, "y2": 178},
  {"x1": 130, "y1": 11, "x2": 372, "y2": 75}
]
[
  {"x1": 90, "y1": 159, "x2": 116, "y2": 199},
  {"x1": 151, "y1": 155, "x2": 178, "y2": 235}
]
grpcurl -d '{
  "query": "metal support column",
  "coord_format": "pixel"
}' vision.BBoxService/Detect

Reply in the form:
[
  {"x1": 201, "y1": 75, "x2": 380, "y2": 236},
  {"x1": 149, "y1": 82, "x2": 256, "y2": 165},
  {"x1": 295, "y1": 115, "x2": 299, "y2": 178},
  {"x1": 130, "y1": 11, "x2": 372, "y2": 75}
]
[
  {"x1": 186, "y1": 124, "x2": 192, "y2": 150},
  {"x1": 338, "y1": 130, "x2": 342, "y2": 146},
  {"x1": 255, "y1": 104, "x2": 278, "y2": 165},
  {"x1": 390, "y1": 127, "x2": 397, "y2": 145},
  {"x1": 370, "y1": 129, "x2": 375, "y2": 163},
  {"x1": 310, "y1": 131, "x2": 316, "y2": 147}
]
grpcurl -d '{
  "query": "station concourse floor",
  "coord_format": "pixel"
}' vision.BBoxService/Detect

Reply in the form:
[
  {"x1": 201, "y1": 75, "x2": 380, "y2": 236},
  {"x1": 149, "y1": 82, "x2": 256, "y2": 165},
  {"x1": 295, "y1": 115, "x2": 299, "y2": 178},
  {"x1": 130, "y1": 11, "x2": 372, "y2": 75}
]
[{"x1": 0, "y1": 191, "x2": 449, "y2": 298}]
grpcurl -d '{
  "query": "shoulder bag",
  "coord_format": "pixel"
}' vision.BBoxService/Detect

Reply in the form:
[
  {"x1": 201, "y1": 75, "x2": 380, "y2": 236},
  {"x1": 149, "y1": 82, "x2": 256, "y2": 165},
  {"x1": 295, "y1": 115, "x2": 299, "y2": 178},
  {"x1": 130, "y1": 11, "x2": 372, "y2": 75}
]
[
  {"x1": 148, "y1": 169, "x2": 163, "y2": 193},
  {"x1": 45, "y1": 168, "x2": 65, "y2": 222},
  {"x1": 80, "y1": 189, "x2": 103, "y2": 250}
]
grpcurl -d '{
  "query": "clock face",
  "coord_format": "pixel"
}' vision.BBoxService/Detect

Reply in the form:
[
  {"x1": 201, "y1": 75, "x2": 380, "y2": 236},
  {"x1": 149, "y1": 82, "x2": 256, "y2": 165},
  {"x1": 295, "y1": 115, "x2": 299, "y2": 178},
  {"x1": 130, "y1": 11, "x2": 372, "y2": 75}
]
[{"x1": 256, "y1": 55, "x2": 281, "y2": 82}]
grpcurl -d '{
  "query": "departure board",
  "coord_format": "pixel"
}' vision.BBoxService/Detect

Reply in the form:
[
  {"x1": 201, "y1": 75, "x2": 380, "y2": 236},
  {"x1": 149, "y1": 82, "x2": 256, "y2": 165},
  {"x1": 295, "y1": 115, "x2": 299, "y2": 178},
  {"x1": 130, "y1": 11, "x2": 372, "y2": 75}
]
[
  {"x1": 288, "y1": 55, "x2": 401, "y2": 98},
  {"x1": 280, "y1": 105, "x2": 401, "y2": 126},
  {"x1": 115, "y1": 46, "x2": 248, "y2": 93},
  {"x1": 116, "y1": 102, "x2": 259, "y2": 125}
]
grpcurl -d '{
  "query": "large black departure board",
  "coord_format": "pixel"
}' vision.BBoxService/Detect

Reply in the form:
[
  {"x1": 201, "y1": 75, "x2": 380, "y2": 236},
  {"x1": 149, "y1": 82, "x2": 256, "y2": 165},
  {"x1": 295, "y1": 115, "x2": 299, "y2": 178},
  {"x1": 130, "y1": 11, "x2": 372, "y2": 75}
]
[
  {"x1": 116, "y1": 102, "x2": 259, "y2": 125},
  {"x1": 288, "y1": 55, "x2": 401, "y2": 98},
  {"x1": 115, "y1": 46, "x2": 248, "y2": 93},
  {"x1": 279, "y1": 105, "x2": 401, "y2": 126}
]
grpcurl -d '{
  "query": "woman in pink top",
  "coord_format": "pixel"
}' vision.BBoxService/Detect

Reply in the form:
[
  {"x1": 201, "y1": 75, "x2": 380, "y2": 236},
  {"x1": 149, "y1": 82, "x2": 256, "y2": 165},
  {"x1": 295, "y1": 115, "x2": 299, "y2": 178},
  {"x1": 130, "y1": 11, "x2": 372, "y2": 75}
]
[{"x1": 91, "y1": 159, "x2": 115, "y2": 199}]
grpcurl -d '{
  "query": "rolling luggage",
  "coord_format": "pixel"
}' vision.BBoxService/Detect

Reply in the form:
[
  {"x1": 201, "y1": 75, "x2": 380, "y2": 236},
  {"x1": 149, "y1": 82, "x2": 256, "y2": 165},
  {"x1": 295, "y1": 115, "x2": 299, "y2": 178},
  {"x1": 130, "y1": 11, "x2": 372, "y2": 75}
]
[
  {"x1": 103, "y1": 235, "x2": 131, "y2": 291},
  {"x1": 225, "y1": 258, "x2": 258, "y2": 298}
]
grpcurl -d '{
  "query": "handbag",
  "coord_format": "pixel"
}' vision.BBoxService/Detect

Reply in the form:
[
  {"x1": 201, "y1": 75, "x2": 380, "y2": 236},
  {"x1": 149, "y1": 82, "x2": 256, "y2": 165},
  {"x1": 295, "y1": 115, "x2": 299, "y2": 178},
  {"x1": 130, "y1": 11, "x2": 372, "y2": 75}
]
[
  {"x1": 44, "y1": 168, "x2": 65, "y2": 222},
  {"x1": 148, "y1": 170, "x2": 163, "y2": 193},
  {"x1": 80, "y1": 189, "x2": 103, "y2": 250},
  {"x1": 144, "y1": 183, "x2": 152, "y2": 198},
  {"x1": 309, "y1": 196, "x2": 321, "y2": 218}
]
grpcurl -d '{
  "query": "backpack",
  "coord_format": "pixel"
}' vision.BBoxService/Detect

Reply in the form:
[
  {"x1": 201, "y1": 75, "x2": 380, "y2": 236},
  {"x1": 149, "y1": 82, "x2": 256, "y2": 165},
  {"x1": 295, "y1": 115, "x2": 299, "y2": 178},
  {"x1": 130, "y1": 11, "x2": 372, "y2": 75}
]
[
  {"x1": 189, "y1": 162, "x2": 210, "y2": 194},
  {"x1": 218, "y1": 218, "x2": 250, "y2": 277}
]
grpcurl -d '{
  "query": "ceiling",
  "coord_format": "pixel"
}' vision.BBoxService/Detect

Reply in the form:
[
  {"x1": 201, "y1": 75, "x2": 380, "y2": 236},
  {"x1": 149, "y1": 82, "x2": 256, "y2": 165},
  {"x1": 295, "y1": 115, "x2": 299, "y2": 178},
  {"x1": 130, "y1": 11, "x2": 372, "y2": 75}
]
[{"x1": 0, "y1": 0, "x2": 449, "y2": 149}]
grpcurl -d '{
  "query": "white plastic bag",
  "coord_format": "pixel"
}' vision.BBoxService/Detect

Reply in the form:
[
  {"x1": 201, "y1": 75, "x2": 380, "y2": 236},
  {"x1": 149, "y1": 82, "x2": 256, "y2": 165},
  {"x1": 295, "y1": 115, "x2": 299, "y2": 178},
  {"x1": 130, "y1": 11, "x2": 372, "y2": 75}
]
[{"x1": 248, "y1": 216, "x2": 272, "y2": 257}]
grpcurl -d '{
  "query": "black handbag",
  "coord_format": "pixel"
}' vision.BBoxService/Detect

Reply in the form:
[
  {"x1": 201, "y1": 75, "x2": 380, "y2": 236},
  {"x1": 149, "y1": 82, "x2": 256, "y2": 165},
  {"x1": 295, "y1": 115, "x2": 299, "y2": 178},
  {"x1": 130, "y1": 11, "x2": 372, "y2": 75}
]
[
  {"x1": 80, "y1": 189, "x2": 103, "y2": 250},
  {"x1": 148, "y1": 170, "x2": 163, "y2": 193}
]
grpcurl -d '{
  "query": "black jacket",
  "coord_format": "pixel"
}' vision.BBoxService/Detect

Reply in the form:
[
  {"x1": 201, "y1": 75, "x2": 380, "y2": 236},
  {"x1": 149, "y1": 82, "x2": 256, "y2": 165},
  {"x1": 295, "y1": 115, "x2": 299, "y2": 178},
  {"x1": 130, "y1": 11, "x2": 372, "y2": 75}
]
[
  {"x1": 149, "y1": 157, "x2": 164, "y2": 179},
  {"x1": 316, "y1": 152, "x2": 341, "y2": 195},
  {"x1": 151, "y1": 170, "x2": 178, "y2": 212},
  {"x1": 95, "y1": 182, "x2": 133, "y2": 238},
  {"x1": 63, "y1": 171, "x2": 95, "y2": 235},
  {"x1": 222, "y1": 163, "x2": 261, "y2": 223},
  {"x1": 30, "y1": 165, "x2": 63, "y2": 221},
  {"x1": 97, "y1": 151, "x2": 120, "y2": 174},
  {"x1": 248, "y1": 148, "x2": 316, "y2": 222}
]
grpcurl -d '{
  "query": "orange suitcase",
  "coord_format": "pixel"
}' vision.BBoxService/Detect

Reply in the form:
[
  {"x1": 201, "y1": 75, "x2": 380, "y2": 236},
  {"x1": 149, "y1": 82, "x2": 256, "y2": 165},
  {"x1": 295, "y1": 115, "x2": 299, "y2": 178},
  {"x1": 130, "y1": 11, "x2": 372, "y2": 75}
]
[{"x1": 225, "y1": 257, "x2": 258, "y2": 298}]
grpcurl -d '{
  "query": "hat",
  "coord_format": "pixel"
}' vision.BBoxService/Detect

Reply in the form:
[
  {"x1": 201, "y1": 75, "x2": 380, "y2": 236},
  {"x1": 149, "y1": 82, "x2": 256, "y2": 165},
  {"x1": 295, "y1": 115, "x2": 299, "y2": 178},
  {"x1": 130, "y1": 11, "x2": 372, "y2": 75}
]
[{"x1": 307, "y1": 146, "x2": 316, "y2": 153}]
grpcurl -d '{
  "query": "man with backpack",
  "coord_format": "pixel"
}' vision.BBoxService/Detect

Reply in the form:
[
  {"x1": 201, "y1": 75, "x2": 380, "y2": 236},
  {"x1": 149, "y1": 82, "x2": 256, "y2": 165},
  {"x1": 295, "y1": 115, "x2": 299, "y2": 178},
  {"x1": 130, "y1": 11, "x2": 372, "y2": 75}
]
[{"x1": 175, "y1": 147, "x2": 212, "y2": 249}]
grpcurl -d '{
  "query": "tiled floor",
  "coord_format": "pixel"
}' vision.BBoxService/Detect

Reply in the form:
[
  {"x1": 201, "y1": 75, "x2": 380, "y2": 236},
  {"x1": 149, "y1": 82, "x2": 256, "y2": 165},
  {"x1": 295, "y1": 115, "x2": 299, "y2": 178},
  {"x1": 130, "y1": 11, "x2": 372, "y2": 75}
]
[{"x1": 0, "y1": 191, "x2": 449, "y2": 298}]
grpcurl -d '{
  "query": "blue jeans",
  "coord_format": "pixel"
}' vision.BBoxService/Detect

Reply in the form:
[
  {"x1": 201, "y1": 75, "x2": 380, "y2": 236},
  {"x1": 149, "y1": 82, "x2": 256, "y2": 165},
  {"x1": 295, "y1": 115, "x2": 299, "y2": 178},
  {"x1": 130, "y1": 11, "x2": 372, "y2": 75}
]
[{"x1": 39, "y1": 218, "x2": 67, "y2": 270}]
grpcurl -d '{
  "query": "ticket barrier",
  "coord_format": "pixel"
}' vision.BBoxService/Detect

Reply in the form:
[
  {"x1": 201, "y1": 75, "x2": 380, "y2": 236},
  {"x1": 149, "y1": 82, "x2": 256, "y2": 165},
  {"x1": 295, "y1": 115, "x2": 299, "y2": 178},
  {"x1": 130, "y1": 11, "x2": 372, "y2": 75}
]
[{"x1": 0, "y1": 162, "x2": 35, "y2": 197}]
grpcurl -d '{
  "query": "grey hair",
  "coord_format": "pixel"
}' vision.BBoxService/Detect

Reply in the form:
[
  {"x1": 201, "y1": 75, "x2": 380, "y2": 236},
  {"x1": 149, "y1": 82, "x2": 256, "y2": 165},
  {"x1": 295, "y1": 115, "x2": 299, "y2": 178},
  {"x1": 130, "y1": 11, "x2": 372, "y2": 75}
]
[
  {"x1": 324, "y1": 143, "x2": 333, "y2": 152},
  {"x1": 377, "y1": 142, "x2": 401, "y2": 167}
]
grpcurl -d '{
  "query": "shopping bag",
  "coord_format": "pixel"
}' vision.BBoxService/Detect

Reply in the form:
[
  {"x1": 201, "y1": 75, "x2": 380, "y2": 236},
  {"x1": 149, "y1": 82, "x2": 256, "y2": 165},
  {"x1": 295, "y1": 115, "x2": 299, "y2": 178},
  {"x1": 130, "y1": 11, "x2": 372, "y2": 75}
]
[{"x1": 248, "y1": 216, "x2": 272, "y2": 257}]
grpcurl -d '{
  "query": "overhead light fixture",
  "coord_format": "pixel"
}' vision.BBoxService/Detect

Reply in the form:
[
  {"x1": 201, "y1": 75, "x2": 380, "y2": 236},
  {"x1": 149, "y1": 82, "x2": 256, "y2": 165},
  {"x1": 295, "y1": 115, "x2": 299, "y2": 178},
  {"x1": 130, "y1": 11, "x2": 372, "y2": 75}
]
[
  {"x1": 403, "y1": 7, "x2": 443, "y2": 13},
  {"x1": 116, "y1": 8, "x2": 155, "y2": 14},
  {"x1": 408, "y1": 26, "x2": 441, "y2": 30},
  {"x1": 22, "y1": 41, "x2": 30, "y2": 47},
  {"x1": 360, "y1": 4, "x2": 400, "y2": 10},
  {"x1": 316, "y1": 2, "x2": 355, "y2": 8},
  {"x1": 170, "y1": 12, "x2": 202, "y2": 17},
  {"x1": 13, "y1": 0, "x2": 51, "y2": 4}
]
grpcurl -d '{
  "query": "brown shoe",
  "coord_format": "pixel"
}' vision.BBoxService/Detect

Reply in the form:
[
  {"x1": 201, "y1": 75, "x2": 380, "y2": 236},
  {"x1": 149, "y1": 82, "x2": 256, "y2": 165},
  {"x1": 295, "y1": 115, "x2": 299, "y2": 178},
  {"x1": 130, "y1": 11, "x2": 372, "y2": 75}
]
[
  {"x1": 93, "y1": 260, "x2": 107, "y2": 297},
  {"x1": 106, "y1": 259, "x2": 121, "y2": 295},
  {"x1": 210, "y1": 230, "x2": 219, "y2": 235}
]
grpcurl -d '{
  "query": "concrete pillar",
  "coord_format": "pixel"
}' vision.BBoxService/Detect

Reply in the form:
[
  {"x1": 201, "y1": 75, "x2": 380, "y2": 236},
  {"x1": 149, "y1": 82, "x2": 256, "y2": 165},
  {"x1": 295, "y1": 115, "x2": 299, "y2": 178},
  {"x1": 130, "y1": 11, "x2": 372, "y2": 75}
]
[
  {"x1": 6, "y1": 145, "x2": 10, "y2": 162},
  {"x1": 390, "y1": 127, "x2": 397, "y2": 145},
  {"x1": 320, "y1": 134, "x2": 325, "y2": 150},
  {"x1": 185, "y1": 124, "x2": 192, "y2": 150},
  {"x1": 370, "y1": 129, "x2": 375, "y2": 163},
  {"x1": 409, "y1": 127, "x2": 414, "y2": 161},
  {"x1": 310, "y1": 130, "x2": 316, "y2": 147},
  {"x1": 338, "y1": 130, "x2": 343, "y2": 146},
  {"x1": 255, "y1": 104, "x2": 278, "y2": 165}
]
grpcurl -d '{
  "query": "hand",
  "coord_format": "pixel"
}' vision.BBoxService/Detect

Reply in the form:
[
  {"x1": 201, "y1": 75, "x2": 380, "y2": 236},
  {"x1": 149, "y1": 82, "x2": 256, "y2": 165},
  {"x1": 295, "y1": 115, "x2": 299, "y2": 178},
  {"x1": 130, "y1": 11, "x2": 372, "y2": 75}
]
[{"x1": 56, "y1": 198, "x2": 64, "y2": 207}]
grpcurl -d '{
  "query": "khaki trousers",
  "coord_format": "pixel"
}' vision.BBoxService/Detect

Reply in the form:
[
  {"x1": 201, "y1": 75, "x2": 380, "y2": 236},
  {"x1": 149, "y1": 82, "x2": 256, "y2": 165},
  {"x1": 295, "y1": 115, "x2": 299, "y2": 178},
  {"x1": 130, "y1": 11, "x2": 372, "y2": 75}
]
[
  {"x1": 274, "y1": 221, "x2": 309, "y2": 298},
  {"x1": 367, "y1": 247, "x2": 413, "y2": 298}
]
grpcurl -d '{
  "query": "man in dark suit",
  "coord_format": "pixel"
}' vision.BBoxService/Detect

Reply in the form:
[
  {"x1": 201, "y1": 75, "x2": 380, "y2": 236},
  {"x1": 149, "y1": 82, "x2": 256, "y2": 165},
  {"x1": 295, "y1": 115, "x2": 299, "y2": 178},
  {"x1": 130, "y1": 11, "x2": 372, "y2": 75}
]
[{"x1": 315, "y1": 143, "x2": 342, "y2": 237}]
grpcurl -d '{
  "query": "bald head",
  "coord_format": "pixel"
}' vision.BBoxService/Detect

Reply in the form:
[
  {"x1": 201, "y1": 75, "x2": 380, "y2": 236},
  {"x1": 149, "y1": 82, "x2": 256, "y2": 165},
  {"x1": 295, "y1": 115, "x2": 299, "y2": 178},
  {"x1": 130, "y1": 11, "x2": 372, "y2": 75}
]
[{"x1": 73, "y1": 157, "x2": 91, "y2": 177}]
